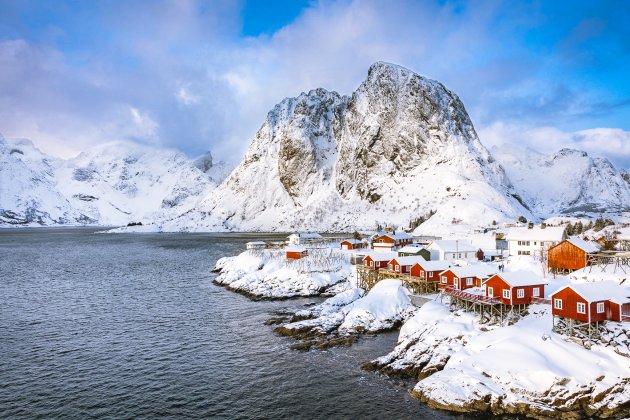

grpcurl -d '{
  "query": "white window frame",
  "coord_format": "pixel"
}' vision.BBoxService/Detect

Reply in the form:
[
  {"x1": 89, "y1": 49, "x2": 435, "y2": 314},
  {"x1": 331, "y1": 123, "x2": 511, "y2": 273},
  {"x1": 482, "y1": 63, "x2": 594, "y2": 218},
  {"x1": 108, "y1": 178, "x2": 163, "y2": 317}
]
[
  {"x1": 554, "y1": 298, "x2": 562, "y2": 310},
  {"x1": 577, "y1": 302, "x2": 586, "y2": 314},
  {"x1": 395, "y1": 264, "x2": 400, "y2": 271},
  {"x1": 441, "y1": 276, "x2": 447, "y2": 284},
  {"x1": 533, "y1": 287, "x2": 540, "y2": 297},
  {"x1": 370, "y1": 261, "x2": 374, "y2": 267},
  {"x1": 597, "y1": 302, "x2": 604, "y2": 313},
  {"x1": 517, "y1": 288, "x2": 524, "y2": 298},
  {"x1": 503, "y1": 289, "x2": 511, "y2": 299},
  {"x1": 428, "y1": 272, "x2": 433, "y2": 278},
  {"x1": 420, "y1": 271, "x2": 425, "y2": 278},
  {"x1": 487, "y1": 286, "x2": 493, "y2": 297},
  {"x1": 466, "y1": 277, "x2": 473, "y2": 286}
]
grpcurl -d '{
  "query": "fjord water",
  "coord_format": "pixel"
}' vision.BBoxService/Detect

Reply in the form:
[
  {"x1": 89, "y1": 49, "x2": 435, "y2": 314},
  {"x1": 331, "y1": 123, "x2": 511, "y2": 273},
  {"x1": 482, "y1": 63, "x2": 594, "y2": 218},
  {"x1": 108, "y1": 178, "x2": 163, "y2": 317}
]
[{"x1": 0, "y1": 229, "x2": 447, "y2": 419}]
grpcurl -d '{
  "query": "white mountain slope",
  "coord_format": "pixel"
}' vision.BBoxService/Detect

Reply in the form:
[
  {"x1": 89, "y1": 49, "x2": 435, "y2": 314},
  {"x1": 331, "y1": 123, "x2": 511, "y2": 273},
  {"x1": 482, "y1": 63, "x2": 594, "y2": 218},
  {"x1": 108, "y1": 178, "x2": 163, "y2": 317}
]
[
  {"x1": 0, "y1": 135, "x2": 231, "y2": 226},
  {"x1": 491, "y1": 144, "x2": 630, "y2": 217},
  {"x1": 159, "y1": 62, "x2": 532, "y2": 233}
]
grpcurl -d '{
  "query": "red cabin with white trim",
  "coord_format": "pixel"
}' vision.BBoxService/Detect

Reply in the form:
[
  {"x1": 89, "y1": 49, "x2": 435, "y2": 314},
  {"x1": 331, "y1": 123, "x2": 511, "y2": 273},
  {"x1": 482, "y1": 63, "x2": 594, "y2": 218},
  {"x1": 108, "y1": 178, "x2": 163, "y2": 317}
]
[
  {"x1": 410, "y1": 260, "x2": 452, "y2": 282},
  {"x1": 550, "y1": 281, "x2": 630, "y2": 323},
  {"x1": 286, "y1": 246, "x2": 308, "y2": 260},
  {"x1": 439, "y1": 266, "x2": 497, "y2": 291},
  {"x1": 483, "y1": 271, "x2": 546, "y2": 305}
]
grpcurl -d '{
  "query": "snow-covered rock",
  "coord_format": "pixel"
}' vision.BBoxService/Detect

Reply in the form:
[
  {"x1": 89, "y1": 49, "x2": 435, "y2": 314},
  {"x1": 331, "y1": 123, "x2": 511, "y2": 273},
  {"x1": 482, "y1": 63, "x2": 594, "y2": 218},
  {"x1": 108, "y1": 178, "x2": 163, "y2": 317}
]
[
  {"x1": 212, "y1": 248, "x2": 352, "y2": 299},
  {"x1": 160, "y1": 62, "x2": 532, "y2": 233},
  {"x1": 0, "y1": 135, "x2": 232, "y2": 226},
  {"x1": 368, "y1": 300, "x2": 630, "y2": 418},
  {"x1": 278, "y1": 279, "x2": 417, "y2": 344}
]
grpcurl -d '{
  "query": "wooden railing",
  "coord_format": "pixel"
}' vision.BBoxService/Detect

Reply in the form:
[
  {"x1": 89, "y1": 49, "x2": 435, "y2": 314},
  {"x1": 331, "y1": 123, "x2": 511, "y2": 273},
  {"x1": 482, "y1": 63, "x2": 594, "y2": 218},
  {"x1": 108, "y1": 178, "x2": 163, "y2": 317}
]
[
  {"x1": 530, "y1": 297, "x2": 551, "y2": 305},
  {"x1": 443, "y1": 286, "x2": 501, "y2": 304}
]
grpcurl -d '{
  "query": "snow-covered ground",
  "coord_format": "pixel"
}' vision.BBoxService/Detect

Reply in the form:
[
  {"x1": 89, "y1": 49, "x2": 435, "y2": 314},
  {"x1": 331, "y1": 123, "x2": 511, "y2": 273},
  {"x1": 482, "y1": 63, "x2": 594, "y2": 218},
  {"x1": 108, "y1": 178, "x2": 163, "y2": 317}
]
[
  {"x1": 212, "y1": 248, "x2": 353, "y2": 299},
  {"x1": 364, "y1": 255, "x2": 630, "y2": 418}
]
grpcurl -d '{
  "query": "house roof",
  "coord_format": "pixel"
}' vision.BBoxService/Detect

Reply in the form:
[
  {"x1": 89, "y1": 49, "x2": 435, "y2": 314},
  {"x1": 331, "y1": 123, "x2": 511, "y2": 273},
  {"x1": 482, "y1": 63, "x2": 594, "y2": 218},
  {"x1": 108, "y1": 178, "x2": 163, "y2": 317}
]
[
  {"x1": 397, "y1": 245, "x2": 426, "y2": 254},
  {"x1": 390, "y1": 256, "x2": 428, "y2": 266},
  {"x1": 285, "y1": 246, "x2": 307, "y2": 253},
  {"x1": 246, "y1": 241, "x2": 267, "y2": 246},
  {"x1": 377, "y1": 232, "x2": 413, "y2": 240},
  {"x1": 491, "y1": 271, "x2": 547, "y2": 287},
  {"x1": 442, "y1": 265, "x2": 497, "y2": 279},
  {"x1": 552, "y1": 281, "x2": 630, "y2": 304},
  {"x1": 505, "y1": 226, "x2": 566, "y2": 242},
  {"x1": 566, "y1": 238, "x2": 600, "y2": 253},
  {"x1": 289, "y1": 232, "x2": 323, "y2": 239},
  {"x1": 428, "y1": 240, "x2": 477, "y2": 253},
  {"x1": 341, "y1": 239, "x2": 363, "y2": 244},
  {"x1": 412, "y1": 260, "x2": 452, "y2": 272},
  {"x1": 363, "y1": 252, "x2": 398, "y2": 262}
]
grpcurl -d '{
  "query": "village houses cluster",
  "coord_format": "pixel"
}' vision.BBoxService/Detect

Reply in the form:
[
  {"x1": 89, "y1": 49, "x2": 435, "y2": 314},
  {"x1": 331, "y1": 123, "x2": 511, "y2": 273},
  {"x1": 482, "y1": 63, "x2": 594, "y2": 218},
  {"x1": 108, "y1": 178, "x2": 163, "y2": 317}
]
[{"x1": 246, "y1": 224, "x2": 630, "y2": 337}]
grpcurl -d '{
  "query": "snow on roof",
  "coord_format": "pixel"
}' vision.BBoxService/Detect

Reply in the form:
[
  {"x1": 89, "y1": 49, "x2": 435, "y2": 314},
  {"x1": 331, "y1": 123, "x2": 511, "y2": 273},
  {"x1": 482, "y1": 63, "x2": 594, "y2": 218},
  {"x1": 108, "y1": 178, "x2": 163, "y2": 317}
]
[
  {"x1": 566, "y1": 238, "x2": 600, "y2": 253},
  {"x1": 552, "y1": 281, "x2": 630, "y2": 304},
  {"x1": 285, "y1": 246, "x2": 307, "y2": 252},
  {"x1": 289, "y1": 232, "x2": 322, "y2": 239},
  {"x1": 428, "y1": 240, "x2": 477, "y2": 253},
  {"x1": 493, "y1": 271, "x2": 546, "y2": 287},
  {"x1": 341, "y1": 239, "x2": 362, "y2": 244},
  {"x1": 398, "y1": 246, "x2": 425, "y2": 254},
  {"x1": 246, "y1": 241, "x2": 267, "y2": 245},
  {"x1": 505, "y1": 226, "x2": 566, "y2": 242},
  {"x1": 444, "y1": 265, "x2": 497, "y2": 279},
  {"x1": 363, "y1": 252, "x2": 398, "y2": 262},
  {"x1": 412, "y1": 260, "x2": 453, "y2": 272},
  {"x1": 390, "y1": 256, "x2": 428, "y2": 266},
  {"x1": 377, "y1": 232, "x2": 413, "y2": 240}
]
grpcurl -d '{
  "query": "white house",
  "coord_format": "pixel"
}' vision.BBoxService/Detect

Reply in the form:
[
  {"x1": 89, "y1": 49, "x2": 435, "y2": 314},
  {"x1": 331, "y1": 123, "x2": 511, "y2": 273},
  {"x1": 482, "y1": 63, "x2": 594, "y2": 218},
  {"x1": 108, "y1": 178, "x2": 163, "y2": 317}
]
[
  {"x1": 246, "y1": 241, "x2": 267, "y2": 250},
  {"x1": 372, "y1": 232, "x2": 414, "y2": 252},
  {"x1": 506, "y1": 225, "x2": 567, "y2": 257},
  {"x1": 288, "y1": 232, "x2": 323, "y2": 245},
  {"x1": 426, "y1": 240, "x2": 477, "y2": 261}
]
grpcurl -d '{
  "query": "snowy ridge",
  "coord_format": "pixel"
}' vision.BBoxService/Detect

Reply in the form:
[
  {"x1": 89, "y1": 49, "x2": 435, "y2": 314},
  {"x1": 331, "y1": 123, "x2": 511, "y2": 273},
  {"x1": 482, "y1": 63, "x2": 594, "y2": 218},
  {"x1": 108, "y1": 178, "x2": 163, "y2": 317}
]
[
  {"x1": 492, "y1": 144, "x2": 630, "y2": 217},
  {"x1": 0, "y1": 134, "x2": 231, "y2": 226}
]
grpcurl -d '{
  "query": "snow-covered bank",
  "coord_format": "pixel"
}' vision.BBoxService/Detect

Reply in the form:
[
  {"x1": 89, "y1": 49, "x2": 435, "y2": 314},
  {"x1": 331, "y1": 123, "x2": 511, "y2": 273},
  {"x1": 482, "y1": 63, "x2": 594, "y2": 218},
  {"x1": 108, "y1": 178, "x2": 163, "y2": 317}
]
[
  {"x1": 275, "y1": 279, "x2": 417, "y2": 350},
  {"x1": 367, "y1": 301, "x2": 630, "y2": 418},
  {"x1": 212, "y1": 249, "x2": 352, "y2": 299}
]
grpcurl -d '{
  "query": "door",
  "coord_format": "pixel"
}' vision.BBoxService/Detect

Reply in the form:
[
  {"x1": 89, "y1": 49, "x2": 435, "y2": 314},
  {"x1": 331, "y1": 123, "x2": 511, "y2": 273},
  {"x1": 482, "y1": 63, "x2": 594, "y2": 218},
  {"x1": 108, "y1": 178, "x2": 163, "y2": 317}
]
[
  {"x1": 487, "y1": 286, "x2": 493, "y2": 297},
  {"x1": 454, "y1": 277, "x2": 459, "y2": 290}
]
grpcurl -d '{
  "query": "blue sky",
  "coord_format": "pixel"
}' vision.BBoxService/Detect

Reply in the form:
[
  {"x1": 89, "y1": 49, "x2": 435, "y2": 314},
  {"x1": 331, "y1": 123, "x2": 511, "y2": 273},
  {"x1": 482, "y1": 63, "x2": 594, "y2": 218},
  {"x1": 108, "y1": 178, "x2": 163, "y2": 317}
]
[{"x1": 0, "y1": 0, "x2": 629, "y2": 167}]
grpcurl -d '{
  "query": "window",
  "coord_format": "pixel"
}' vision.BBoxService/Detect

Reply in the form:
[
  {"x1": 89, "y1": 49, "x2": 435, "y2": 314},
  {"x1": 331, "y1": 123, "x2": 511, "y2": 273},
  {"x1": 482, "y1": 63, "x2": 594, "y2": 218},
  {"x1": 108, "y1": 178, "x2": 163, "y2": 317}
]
[
  {"x1": 388, "y1": 264, "x2": 393, "y2": 270},
  {"x1": 442, "y1": 276, "x2": 447, "y2": 284},
  {"x1": 597, "y1": 302, "x2": 604, "y2": 313},
  {"x1": 420, "y1": 271, "x2": 425, "y2": 278},
  {"x1": 395, "y1": 265, "x2": 400, "y2": 272},
  {"x1": 503, "y1": 289, "x2": 511, "y2": 299},
  {"x1": 370, "y1": 261, "x2": 374, "y2": 267},
  {"x1": 487, "y1": 286, "x2": 493, "y2": 297},
  {"x1": 466, "y1": 278, "x2": 473, "y2": 286},
  {"x1": 533, "y1": 287, "x2": 540, "y2": 297},
  {"x1": 577, "y1": 302, "x2": 586, "y2": 314},
  {"x1": 554, "y1": 298, "x2": 562, "y2": 310},
  {"x1": 458, "y1": 253, "x2": 462, "y2": 258},
  {"x1": 428, "y1": 272, "x2": 433, "y2": 278},
  {"x1": 517, "y1": 289, "x2": 524, "y2": 298}
]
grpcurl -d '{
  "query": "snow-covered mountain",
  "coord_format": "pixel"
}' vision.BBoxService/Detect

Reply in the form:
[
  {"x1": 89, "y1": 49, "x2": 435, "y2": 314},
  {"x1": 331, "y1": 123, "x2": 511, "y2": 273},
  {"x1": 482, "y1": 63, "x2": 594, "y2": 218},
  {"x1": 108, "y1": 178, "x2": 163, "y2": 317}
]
[
  {"x1": 0, "y1": 134, "x2": 231, "y2": 226},
  {"x1": 160, "y1": 62, "x2": 532, "y2": 232},
  {"x1": 491, "y1": 144, "x2": 630, "y2": 217}
]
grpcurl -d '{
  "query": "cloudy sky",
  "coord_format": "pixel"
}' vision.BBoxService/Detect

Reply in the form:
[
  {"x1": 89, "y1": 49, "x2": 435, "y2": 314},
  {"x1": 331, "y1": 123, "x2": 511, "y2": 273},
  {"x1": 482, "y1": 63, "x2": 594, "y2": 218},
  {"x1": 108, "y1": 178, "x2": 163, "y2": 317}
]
[{"x1": 1, "y1": 0, "x2": 629, "y2": 167}]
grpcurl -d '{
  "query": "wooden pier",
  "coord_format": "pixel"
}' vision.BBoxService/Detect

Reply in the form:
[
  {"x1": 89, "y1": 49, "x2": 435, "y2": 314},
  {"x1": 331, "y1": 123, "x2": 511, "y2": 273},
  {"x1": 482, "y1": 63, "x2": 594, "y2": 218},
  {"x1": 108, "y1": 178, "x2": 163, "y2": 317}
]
[
  {"x1": 586, "y1": 251, "x2": 630, "y2": 274},
  {"x1": 552, "y1": 315, "x2": 602, "y2": 341},
  {"x1": 356, "y1": 266, "x2": 439, "y2": 294}
]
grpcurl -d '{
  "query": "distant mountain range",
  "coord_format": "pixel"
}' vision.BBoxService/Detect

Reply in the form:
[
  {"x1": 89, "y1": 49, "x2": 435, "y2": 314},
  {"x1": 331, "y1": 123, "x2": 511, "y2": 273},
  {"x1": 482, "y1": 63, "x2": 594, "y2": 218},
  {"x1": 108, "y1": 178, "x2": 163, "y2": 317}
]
[{"x1": 2, "y1": 62, "x2": 629, "y2": 231}]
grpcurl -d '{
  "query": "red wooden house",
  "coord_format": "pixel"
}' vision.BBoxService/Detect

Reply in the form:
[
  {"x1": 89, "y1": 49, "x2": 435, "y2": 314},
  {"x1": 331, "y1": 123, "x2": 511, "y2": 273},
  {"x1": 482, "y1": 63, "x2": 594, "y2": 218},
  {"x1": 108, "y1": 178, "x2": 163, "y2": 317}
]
[
  {"x1": 340, "y1": 239, "x2": 365, "y2": 250},
  {"x1": 286, "y1": 246, "x2": 308, "y2": 259},
  {"x1": 548, "y1": 238, "x2": 600, "y2": 273},
  {"x1": 551, "y1": 281, "x2": 630, "y2": 323},
  {"x1": 410, "y1": 260, "x2": 452, "y2": 282},
  {"x1": 439, "y1": 266, "x2": 497, "y2": 291},
  {"x1": 386, "y1": 256, "x2": 427, "y2": 274},
  {"x1": 363, "y1": 252, "x2": 397, "y2": 269},
  {"x1": 483, "y1": 271, "x2": 546, "y2": 305},
  {"x1": 372, "y1": 232, "x2": 413, "y2": 252}
]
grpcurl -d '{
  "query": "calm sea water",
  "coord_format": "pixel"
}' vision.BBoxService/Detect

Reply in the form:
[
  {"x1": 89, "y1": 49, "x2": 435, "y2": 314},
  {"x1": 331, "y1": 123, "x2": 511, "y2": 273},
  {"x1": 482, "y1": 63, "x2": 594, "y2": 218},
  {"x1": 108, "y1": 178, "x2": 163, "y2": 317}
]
[{"x1": 0, "y1": 228, "x2": 452, "y2": 419}]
